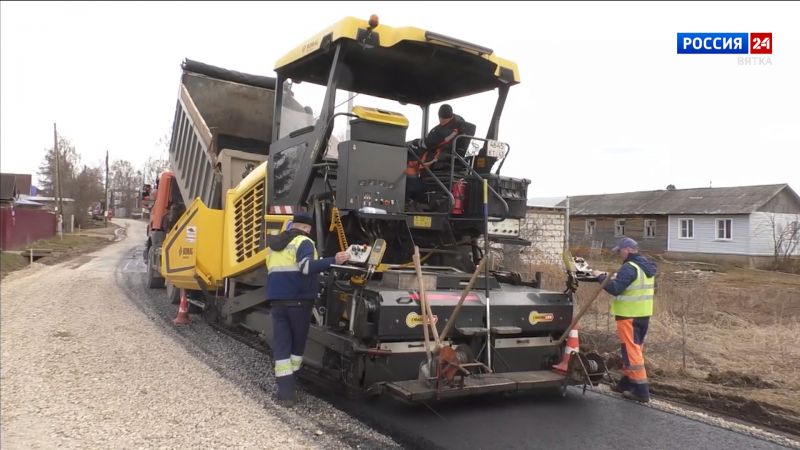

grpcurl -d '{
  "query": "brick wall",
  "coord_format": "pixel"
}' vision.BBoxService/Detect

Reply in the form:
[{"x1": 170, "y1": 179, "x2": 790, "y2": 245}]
[{"x1": 499, "y1": 207, "x2": 566, "y2": 272}]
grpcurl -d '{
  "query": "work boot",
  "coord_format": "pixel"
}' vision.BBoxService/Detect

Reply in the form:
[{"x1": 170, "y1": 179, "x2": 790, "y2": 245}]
[
  {"x1": 622, "y1": 391, "x2": 650, "y2": 403},
  {"x1": 611, "y1": 376, "x2": 632, "y2": 393},
  {"x1": 272, "y1": 393, "x2": 297, "y2": 408}
]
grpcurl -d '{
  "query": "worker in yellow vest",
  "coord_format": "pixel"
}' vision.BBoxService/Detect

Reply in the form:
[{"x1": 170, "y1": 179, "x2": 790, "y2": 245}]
[
  {"x1": 266, "y1": 212, "x2": 349, "y2": 407},
  {"x1": 592, "y1": 237, "x2": 656, "y2": 403}
]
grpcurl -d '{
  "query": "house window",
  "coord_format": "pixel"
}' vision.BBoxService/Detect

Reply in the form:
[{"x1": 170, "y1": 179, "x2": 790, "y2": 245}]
[
  {"x1": 615, "y1": 219, "x2": 626, "y2": 237},
  {"x1": 645, "y1": 219, "x2": 656, "y2": 238},
  {"x1": 680, "y1": 218, "x2": 694, "y2": 239},
  {"x1": 585, "y1": 219, "x2": 596, "y2": 235},
  {"x1": 716, "y1": 218, "x2": 733, "y2": 240}
]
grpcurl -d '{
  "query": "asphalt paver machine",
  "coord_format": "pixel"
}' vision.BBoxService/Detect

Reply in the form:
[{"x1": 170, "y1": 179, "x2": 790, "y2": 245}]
[{"x1": 161, "y1": 16, "x2": 606, "y2": 401}]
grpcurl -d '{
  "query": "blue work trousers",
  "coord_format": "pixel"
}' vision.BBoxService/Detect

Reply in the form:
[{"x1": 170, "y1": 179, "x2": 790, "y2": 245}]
[{"x1": 271, "y1": 303, "x2": 313, "y2": 400}]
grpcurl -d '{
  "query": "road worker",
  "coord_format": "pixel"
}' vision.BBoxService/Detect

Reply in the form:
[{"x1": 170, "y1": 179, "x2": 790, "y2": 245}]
[
  {"x1": 592, "y1": 237, "x2": 656, "y2": 403},
  {"x1": 405, "y1": 104, "x2": 467, "y2": 210},
  {"x1": 265, "y1": 211, "x2": 349, "y2": 407}
]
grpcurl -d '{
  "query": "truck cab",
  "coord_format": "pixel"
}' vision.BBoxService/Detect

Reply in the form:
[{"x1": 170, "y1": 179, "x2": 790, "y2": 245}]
[{"x1": 144, "y1": 170, "x2": 184, "y2": 288}]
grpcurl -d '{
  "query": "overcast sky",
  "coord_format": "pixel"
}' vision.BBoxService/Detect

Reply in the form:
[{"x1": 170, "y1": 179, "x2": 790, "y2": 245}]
[{"x1": 2, "y1": 1, "x2": 798, "y2": 197}]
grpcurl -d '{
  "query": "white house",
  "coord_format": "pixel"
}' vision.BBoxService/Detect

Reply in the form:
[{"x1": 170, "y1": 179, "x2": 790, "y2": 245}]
[{"x1": 561, "y1": 184, "x2": 800, "y2": 268}]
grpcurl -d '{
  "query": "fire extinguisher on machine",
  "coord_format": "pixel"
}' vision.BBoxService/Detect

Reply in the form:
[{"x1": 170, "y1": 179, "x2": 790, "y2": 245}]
[{"x1": 451, "y1": 179, "x2": 466, "y2": 215}]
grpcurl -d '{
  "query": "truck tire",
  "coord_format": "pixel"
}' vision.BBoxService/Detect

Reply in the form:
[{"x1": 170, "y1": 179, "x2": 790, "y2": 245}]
[
  {"x1": 166, "y1": 282, "x2": 180, "y2": 305},
  {"x1": 146, "y1": 247, "x2": 166, "y2": 289}
]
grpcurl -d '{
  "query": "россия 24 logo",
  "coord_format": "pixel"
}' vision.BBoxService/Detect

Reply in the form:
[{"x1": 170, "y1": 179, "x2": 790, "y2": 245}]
[{"x1": 677, "y1": 33, "x2": 772, "y2": 54}]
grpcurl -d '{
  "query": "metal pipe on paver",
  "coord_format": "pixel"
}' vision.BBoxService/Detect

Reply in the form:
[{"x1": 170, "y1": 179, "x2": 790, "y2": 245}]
[{"x1": 484, "y1": 178, "x2": 492, "y2": 370}]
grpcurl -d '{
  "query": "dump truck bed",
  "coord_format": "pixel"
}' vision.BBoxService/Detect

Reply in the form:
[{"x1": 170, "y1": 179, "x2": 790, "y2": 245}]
[{"x1": 168, "y1": 60, "x2": 276, "y2": 209}]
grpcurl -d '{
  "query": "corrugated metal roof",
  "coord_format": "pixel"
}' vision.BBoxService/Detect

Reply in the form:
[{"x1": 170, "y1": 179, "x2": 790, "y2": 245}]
[
  {"x1": 559, "y1": 184, "x2": 798, "y2": 215},
  {"x1": 13, "y1": 198, "x2": 44, "y2": 207},
  {"x1": 20, "y1": 195, "x2": 75, "y2": 203}
]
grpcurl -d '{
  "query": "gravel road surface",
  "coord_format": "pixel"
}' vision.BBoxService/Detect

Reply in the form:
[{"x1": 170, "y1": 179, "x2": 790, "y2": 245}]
[{"x1": 1, "y1": 219, "x2": 397, "y2": 449}]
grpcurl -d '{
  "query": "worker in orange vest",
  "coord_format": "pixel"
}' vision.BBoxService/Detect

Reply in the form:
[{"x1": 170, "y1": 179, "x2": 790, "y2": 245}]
[{"x1": 592, "y1": 237, "x2": 656, "y2": 403}]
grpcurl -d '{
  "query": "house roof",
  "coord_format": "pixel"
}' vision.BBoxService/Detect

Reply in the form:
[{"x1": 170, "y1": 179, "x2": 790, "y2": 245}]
[
  {"x1": 13, "y1": 197, "x2": 45, "y2": 207},
  {"x1": 560, "y1": 184, "x2": 800, "y2": 215},
  {"x1": 0, "y1": 174, "x2": 18, "y2": 200},
  {"x1": 0, "y1": 173, "x2": 33, "y2": 200},
  {"x1": 20, "y1": 195, "x2": 75, "y2": 203},
  {"x1": 527, "y1": 197, "x2": 567, "y2": 208}
]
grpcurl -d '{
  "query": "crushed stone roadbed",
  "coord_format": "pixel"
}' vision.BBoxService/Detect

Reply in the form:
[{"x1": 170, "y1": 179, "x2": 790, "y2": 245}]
[{"x1": 0, "y1": 219, "x2": 396, "y2": 449}]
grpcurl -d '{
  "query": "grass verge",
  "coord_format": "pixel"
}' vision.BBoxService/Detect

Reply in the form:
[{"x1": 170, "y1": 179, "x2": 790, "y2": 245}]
[{"x1": 0, "y1": 252, "x2": 29, "y2": 279}]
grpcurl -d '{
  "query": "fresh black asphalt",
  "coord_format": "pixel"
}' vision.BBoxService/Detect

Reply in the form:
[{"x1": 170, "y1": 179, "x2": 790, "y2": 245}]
[{"x1": 119, "y1": 244, "x2": 790, "y2": 450}]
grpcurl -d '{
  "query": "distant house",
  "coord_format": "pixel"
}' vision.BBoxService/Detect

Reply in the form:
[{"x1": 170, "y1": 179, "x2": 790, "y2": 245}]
[
  {"x1": 0, "y1": 173, "x2": 57, "y2": 250},
  {"x1": 0, "y1": 173, "x2": 32, "y2": 202},
  {"x1": 1, "y1": 174, "x2": 20, "y2": 205},
  {"x1": 559, "y1": 184, "x2": 800, "y2": 267}
]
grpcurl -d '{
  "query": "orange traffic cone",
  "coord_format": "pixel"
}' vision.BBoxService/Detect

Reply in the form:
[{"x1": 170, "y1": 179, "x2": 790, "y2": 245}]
[
  {"x1": 552, "y1": 327, "x2": 580, "y2": 374},
  {"x1": 173, "y1": 288, "x2": 191, "y2": 325}
]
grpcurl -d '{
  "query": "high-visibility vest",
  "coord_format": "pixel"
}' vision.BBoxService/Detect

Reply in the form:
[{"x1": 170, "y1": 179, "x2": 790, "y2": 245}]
[
  {"x1": 265, "y1": 234, "x2": 317, "y2": 273},
  {"x1": 612, "y1": 261, "x2": 654, "y2": 317}
]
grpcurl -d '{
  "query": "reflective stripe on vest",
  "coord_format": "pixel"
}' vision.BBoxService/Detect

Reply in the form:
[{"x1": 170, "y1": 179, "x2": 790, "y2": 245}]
[
  {"x1": 612, "y1": 261, "x2": 654, "y2": 317},
  {"x1": 266, "y1": 235, "x2": 317, "y2": 273}
]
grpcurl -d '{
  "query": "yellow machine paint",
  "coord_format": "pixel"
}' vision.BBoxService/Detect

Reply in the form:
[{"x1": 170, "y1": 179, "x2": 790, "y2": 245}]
[
  {"x1": 220, "y1": 161, "x2": 293, "y2": 278},
  {"x1": 161, "y1": 197, "x2": 224, "y2": 290},
  {"x1": 274, "y1": 16, "x2": 519, "y2": 83},
  {"x1": 162, "y1": 160, "x2": 294, "y2": 289},
  {"x1": 221, "y1": 161, "x2": 267, "y2": 279},
  {"x1": 350, "y1": 106, "x2": 409, "y2": 128}
]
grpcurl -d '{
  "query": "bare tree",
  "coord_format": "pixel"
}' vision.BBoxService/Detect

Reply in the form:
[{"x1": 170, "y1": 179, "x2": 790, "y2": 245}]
[
  {"x1": 36, "y1": 133, "x2": 107, "y2": 227},
  {"x1": 767, "y1": 213, "x2": 800, "y2": 268},
  {"x1": 110, "y1": 159, "x2": 139, "y2": 216},
  {"x1": 142, "y1": 156, "x2": 170, "y2": 186},
  {"x1": 139, "y1": 133, "x2": 173, "y2": 186},
  {"x1": 72, "y1": 165, "x2": 105, "y2": 227}
]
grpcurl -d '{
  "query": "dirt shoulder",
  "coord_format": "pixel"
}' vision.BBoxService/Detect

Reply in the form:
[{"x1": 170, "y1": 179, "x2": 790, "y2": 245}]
[{"x1": 1, "y1": 221, "x2": 123, "y2": 280}]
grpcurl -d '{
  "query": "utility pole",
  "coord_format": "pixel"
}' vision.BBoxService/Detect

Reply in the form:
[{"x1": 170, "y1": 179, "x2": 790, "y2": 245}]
[
  {"x1": 105, "y1": 150, "x2": 109, "y2": 227},
  {"x1": 53, "y1": 123, "x2": 64, "y2": 239}
]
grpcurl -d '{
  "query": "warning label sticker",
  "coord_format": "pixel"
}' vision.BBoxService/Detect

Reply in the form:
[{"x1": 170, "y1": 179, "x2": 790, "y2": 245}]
[{"x1": 186, "y1": 226, "x2": 197, "y2": 243}]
